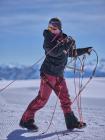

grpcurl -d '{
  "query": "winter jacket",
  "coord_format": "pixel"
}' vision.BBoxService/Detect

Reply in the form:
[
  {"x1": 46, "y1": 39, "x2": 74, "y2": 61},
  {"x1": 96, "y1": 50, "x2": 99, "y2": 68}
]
[{"x1": 40, "y1": 29, "x2": 90, "y2": 77}]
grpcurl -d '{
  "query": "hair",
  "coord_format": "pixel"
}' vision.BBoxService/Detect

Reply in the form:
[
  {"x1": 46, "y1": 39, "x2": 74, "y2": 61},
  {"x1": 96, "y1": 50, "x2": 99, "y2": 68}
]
[{"x1": 49, "y1": 17, "x2": 62, "y2": 30}]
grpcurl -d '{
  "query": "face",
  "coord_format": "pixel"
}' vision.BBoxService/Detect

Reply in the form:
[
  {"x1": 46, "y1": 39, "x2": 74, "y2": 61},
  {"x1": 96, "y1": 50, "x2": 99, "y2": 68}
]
[{"x1": 48, "y1": 24, "x2": 61, "y2": 35}]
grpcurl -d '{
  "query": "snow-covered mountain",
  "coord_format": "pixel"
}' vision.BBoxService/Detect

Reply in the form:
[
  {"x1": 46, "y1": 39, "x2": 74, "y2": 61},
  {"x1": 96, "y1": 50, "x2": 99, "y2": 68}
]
[
  {"x1": 0, "y1": 64, "x2": 40, "y2": 80},
  {"x1": 0, "y1": 59, "x2": 105, "y2": 80}
]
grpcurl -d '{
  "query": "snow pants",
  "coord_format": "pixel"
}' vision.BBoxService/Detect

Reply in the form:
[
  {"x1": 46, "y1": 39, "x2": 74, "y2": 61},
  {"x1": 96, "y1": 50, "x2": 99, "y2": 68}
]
[{"x1": 21, "y1": 74, "x2": 72, "y2": 122}]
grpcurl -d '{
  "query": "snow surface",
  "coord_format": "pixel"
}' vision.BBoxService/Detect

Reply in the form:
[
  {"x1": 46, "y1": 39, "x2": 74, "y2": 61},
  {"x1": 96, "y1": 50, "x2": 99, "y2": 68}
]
[{"x1": 0, "y1": 78, "x2": 105, "y2": 140}]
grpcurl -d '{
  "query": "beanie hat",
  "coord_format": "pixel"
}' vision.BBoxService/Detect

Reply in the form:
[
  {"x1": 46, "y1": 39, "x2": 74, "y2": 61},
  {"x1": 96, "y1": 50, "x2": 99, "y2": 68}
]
[{"x1": 49, "y1": 17, "x2": 62, "y2": 30}]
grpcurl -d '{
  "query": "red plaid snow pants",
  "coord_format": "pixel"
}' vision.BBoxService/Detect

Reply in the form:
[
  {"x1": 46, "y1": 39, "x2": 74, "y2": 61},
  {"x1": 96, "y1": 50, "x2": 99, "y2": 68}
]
[{"x1": 21, "y1": 74, "x2": 72, "y2": 122}]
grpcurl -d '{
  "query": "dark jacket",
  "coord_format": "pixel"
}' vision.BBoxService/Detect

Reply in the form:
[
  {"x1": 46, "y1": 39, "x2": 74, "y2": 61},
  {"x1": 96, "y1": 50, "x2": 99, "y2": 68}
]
[{"x1": 40, "y1": 29, "x2": 90, "y2": 77}]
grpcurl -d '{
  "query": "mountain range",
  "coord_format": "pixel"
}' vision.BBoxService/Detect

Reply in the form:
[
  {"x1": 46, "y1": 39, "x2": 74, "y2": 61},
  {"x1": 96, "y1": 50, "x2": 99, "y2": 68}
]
[{"x1": 0, "y1": 59, "x2": 105, "y2": 80}]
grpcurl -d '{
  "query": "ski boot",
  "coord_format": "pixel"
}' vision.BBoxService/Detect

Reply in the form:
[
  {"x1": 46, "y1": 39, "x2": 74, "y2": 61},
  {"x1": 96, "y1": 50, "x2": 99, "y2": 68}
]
[
  {"x1": 64, "y1": 112, "x2": 86, "y2": 130},
  {"x1": 19, "y1": 119, "x2": 38, "y2": 131}
]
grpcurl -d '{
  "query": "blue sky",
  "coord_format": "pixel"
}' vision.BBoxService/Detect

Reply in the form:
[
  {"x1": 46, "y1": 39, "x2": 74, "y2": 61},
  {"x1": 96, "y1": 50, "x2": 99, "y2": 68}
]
[{"x1": 0, "y1": 0, "x2": 105, "y2": 65}]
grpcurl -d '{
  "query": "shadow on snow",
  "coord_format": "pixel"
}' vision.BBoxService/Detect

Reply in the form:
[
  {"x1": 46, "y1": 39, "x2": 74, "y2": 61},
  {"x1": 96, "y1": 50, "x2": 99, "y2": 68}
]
[{"x1": 7, "y1": 129, "x2": 84, "y2": 140}]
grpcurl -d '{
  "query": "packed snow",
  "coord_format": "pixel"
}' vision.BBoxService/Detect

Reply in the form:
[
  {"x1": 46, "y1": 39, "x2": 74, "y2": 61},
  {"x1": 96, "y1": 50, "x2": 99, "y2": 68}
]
[{"x1": 0, "y1": 78, "x2": 105, "y2": 140}]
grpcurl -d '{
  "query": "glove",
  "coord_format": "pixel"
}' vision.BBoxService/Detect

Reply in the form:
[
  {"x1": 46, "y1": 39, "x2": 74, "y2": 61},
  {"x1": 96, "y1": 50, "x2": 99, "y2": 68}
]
[{"x1": 86, "y1": 47, "x2": 93, "y2": 55}]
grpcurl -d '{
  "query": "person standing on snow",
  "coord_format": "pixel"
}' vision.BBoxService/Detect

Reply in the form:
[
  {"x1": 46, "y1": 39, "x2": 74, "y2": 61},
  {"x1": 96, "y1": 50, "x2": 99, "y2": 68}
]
[{"x1": 19, "y1": 17, "x2": 92, "y2": 131}]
